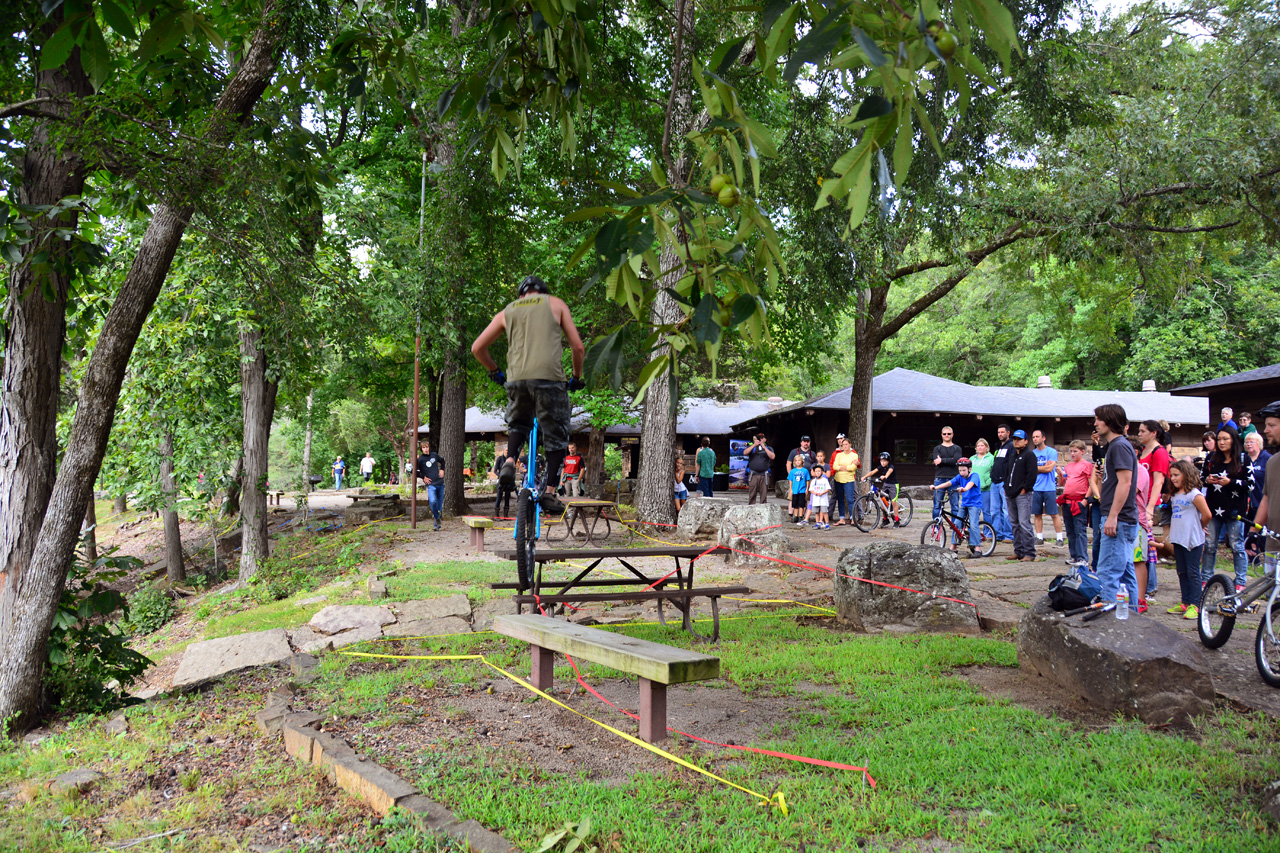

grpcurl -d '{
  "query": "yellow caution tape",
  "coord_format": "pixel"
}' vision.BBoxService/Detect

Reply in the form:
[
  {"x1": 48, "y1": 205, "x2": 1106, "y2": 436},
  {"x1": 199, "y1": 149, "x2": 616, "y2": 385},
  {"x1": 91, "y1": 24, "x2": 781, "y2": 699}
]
[{"x1": 341, "y1": 647, "x2": 787, "y2": 814}]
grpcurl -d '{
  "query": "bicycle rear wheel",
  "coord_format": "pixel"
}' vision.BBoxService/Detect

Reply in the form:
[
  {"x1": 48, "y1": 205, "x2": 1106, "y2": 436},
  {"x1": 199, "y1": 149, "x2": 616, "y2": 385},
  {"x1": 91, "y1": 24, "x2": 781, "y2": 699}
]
[
  {"x1": 1197, "y1": 573, "x2": 1237, "y2": 649},
  {"x1": 977, "y1": 522, "x2": 997, "y2": 557},
  {"x1": 921, "y1": 519, "x2": 948, "y2": 548},
  {"x1": 894, "y1": 496, "x2": 914, "y2": 528},
  {"x1": 515, "y1": 488, "x2": 537, "y2": 591},
  {"x1": 852, "y1": 495, "x2": 881, "y2": 532}
]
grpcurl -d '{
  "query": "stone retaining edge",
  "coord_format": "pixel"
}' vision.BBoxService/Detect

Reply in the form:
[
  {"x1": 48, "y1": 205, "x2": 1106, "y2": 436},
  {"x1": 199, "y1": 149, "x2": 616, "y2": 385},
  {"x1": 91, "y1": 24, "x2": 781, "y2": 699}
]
[{"x1": 257, "y1": 686, "x2": 521, "y2": 853}]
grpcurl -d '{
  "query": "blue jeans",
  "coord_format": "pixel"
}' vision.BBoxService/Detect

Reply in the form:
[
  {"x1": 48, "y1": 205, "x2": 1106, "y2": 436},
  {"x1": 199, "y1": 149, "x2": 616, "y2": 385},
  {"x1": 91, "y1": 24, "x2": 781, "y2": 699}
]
[
  {"x1": 334, "y1": 474, "x2": 343, "y2": 490},
  {"x1": 833, "y1": 480, "x2": 854, "y2": 521},
  {"x1": 933, "y1": 478, "x2": 959, "y2": 519},
  {"x1": 1202, "y1": 517, "x2": 1247, "y2": 587},
  {"x1": 1097, "y1": 520, "x2": 1140, "y2": 606},
  {"x1": 698, "y1": 476, "x2": 714, "y2": 497},
  {"x1": 1061, "y1": 503, "x2": 1089, "y2": 564},
  {"x1": 964, "y1": 505, "x2": 982, "y2": 548},
  {"x1": 988, "y1": 485, "x2": 1013, "y2": 540},
  {"x1": 1090, "y1": 502, "x2": 1103, "y2": 571},
  {"x1": 426, "y1": 483, "x2": 443, "y2": 524},
  {"x1": 1174, "y1": 543, "x2": 1205, "y2": 607}
]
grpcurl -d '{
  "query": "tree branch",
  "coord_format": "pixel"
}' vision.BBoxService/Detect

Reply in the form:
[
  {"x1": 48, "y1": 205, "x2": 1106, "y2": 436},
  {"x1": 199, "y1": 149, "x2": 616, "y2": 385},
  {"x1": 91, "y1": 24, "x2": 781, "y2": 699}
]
[{"x1": 1106, "y1": 219, "x2": 1241, "y2": 234}]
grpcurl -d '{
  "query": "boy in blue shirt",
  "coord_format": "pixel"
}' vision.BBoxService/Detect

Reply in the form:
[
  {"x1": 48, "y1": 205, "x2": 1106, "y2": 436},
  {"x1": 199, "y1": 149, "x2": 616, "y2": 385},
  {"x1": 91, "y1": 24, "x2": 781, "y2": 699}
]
[
  {"x1": 931, "y1": 457, "x2": 984, "y2": 557},
  {"x1": 788, "y1": 454, "x2": 811, "y2": 525}
]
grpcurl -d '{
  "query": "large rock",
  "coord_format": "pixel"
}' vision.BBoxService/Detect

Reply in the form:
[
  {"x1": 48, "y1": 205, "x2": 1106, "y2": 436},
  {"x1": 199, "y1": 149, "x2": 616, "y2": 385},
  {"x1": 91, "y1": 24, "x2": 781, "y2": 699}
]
[
  {"x1": 1017, "y1": 598, "x2": 1214, "y2": 729},
  {"x1": 310, "y1": 605, "x2": 395, "y2": 635},
  {"x1": 344, "y1": 503, "x2": 403, "y2": 525},
  {"x1": 172, "y1": 628, "x2": 292, "y2": 689},
  {"x1": 384, "y1": 616, "x2": 472, "y2": 638},
  {"x1": 833, "y1": 542, "x2": 980, "y2": 634},
  {"x1": 676, "y1": 497, "x2": 733, "y2": 539},
  {"x1": 395, "y1": 595, "x2": 471, "y2": 622},
  {"x1": 718, "y1": 504, "x2": 790, "y2": 568}
]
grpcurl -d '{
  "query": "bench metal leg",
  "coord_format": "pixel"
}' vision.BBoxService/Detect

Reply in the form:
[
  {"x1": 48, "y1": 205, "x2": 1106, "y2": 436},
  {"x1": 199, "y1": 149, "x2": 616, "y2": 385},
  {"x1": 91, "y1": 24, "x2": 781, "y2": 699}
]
[
  {"x1": 531, "y1": 645, "x2": 554, "y2": 692},
  {"x1": 638, "y1": 678, "x2": 667, "y2": 743}
]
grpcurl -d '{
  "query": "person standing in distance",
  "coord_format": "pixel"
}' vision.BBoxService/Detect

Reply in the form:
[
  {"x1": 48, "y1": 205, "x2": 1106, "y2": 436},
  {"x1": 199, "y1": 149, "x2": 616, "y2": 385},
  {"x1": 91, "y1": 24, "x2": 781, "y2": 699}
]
[
  {"x1": 332, "y1": 456, "x2": 345, "y2": 491},
  {"x1": 416, "y1": 440, "x2": 446, "y2": 531},
  {"x1": 931, "y1": 426, "x2": 963, "y2": 521},
  {"x1": 695, "y1": 438, "x2": 717, "y2": 497},
  {"x1": 471, "y1": 275, "x2": 586, "y2": 515},
  {"x1": 1252, "y1": 401, "x2": 1280, "y2": 556},
  {"x1": 1030, "y1": 430, "x2": 1062, "y2": 547},
  {"x1": 1003, "y1": 430, "x2": 1040, "y2": 562},
  {"x1": 360, "y1": 451, "x2": 375, "y2": 485},
  {"x1": 746, "y1": 432, "x2": 775, "y2": 505},
  {"x1": 988, "y1": 424, "x2": 1016, "y2": 543},
  {"x1": 1095, "y1": 404, "x2": 1140, "y2": 607},
  {"x1": 561, "y1": 442, "x2": 584, "y2": 498}
]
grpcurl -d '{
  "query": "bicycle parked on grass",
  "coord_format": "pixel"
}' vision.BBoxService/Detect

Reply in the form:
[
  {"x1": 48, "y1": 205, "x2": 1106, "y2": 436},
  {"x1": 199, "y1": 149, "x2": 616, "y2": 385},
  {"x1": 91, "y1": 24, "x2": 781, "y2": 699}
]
[
  {"x1": 1197, "y1": 523, "x2": 1280, "y2": 688},
  {"x1": 920, "y1": 506, "x2": 996, "y2": 557},
  {"x1": 851, "y1": 479, "x2": 914, "y2": 533}
]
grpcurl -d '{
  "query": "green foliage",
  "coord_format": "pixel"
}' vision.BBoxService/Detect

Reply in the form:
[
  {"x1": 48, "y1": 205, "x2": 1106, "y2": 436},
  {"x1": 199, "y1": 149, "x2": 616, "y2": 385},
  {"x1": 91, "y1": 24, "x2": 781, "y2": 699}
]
[
  {"x1": 124, "y1": 582, "x2": 178, "y2": 636},
  {"x1": 248, "y1": 556, "x2": 317, "y2": 605},
  {"x1": 534, "y1": 815, "x2": 598, "y2": 853},
  {"x1": 45, "y1": 545, "x2": 152, "y2": 716},
  {"x1": 602, "y1": 445, "x2": 624, "y2": 481}
]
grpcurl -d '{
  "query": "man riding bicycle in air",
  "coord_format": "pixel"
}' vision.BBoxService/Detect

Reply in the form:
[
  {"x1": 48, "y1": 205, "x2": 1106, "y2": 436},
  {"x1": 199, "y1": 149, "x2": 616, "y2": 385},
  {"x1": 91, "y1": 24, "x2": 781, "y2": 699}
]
[{"x1": 471, "y1": 275, "x2": 586, "y2": 516}]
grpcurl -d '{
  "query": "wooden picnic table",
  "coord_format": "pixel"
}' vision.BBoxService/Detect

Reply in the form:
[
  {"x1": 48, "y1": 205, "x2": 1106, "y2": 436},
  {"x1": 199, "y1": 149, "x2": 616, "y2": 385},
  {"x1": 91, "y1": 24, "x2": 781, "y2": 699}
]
[
  {"x1": 540, "y1": 498, "x2": 618, "y2": 547},
  {"x1": 490, "y1": 545, "x2": 744, "y2": 639}
]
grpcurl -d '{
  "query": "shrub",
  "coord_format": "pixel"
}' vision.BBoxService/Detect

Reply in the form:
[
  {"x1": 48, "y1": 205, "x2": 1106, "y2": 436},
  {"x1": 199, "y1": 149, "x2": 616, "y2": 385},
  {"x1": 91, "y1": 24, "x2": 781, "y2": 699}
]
[{"x1": 126, "y1": 582, "x2": 178, "y2": 635}]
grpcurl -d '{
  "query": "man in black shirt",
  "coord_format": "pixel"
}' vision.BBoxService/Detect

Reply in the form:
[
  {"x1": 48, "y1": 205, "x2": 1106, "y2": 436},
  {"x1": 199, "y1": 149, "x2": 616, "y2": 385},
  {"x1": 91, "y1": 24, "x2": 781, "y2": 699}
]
[
  {"x1": 988, "y1": 423, "x2": 1015, "y2": 542},
  {"x1": 931, "y1": 426, "x2": 964, "y2": 520},
  {"x1": 416, "y1": 440, "x2": 446, "y2": 531},
  {"x1": 1095, "y1": 404, "x2": 1139, "y2": 605},
  {"x1": 1003, "y1": 430, "x2": 1040, "y2": 561},
  {"x1": 786, "y1": 435, "x2": 816, "y2": 474},
  {"x1": 746, "y1": 432, "x2": 775, "y2": 505}
]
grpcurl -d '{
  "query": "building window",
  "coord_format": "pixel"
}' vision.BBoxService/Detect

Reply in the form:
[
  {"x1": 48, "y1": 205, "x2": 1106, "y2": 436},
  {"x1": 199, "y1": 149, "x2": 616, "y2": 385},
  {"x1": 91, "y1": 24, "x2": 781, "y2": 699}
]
[{"x1": 894, "y1": 439, "x2": 918, "y2": 465}]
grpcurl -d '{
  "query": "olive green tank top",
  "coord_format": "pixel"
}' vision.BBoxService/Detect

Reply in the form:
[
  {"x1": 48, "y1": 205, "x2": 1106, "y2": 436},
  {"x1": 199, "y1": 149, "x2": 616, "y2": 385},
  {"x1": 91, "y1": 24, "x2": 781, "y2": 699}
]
[{"x1": 504, "y1": 295, "x2": 565, "y2": 382}]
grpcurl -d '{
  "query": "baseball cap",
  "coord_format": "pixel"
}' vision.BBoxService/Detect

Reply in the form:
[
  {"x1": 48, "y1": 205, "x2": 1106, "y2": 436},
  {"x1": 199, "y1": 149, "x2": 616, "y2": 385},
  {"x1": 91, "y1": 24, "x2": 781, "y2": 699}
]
[
  {"x1": 1012, "y1": 429, "x2": 1027, "y2": 439},
  {"x1": 836, "y1": 433, "x2": 846, "y2": 440},
  {"x1": 801, "y1": 435, "x2": 811, "y2": 441},
  {"x1": 755, "y1": 432, "x2": 766, "y2": 439}
]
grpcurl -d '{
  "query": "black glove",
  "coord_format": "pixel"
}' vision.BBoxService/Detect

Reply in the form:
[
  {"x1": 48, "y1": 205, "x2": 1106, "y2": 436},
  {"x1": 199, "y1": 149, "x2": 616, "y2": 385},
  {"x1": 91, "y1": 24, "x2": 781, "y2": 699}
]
[
  {"x1": 489, "y1": 369, "x2": 506, "y2": 386},
  {"x1": 567, "y1": 376, "x2": 586, "y2": 392}
]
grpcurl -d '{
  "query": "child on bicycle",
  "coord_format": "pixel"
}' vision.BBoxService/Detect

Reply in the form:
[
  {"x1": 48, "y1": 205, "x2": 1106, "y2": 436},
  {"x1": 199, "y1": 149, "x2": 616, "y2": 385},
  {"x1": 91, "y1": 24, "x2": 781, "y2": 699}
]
[
  {"x1": 809, "y1": 463, "x2": 832, "y2": 530},
  {"x1": 788, "y1": 454, "x2": 811, "y2": 525},
  {"x1": 862, "y1": 451, "x2": 901, "y2": 527},
  {"x1": 932, "y1": 457, "x2": 984, "y2": 557}
]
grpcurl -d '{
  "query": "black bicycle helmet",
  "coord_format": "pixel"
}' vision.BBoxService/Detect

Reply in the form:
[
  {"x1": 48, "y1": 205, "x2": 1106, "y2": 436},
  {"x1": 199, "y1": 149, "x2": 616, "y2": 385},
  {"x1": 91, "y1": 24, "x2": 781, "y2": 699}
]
[
  {"x1": 1256, "y1": 400, "x2": 1280, "y2": 421},
  {"x1": 518, "y1": 274, "x2": 550, "y2": 296},
  {"x1": 879, "y1": 451, "x2": 891, "y2": 459}
]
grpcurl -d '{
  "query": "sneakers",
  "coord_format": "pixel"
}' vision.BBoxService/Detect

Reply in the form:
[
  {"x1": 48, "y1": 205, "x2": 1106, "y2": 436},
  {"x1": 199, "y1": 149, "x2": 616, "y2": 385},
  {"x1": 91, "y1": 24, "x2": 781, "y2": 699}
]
[
  {"x1": 538, "y1": 492, "x2": 566, "y2": 514},
  {"x1": 813, "y1": 523, "x2": 823, "y2": 530},
  {"x1": 1166, "y1": 603, "x2": 1188, "y2": 615},
  {"x1": 1236, "y1": 584, "x2": 1247, "y2": 594},
  {"x1": 794, "y1": 519, "x2": 806, "y2": 526},
  {"x1": 1183, "y1": 604, "x2": 1199, "y2": 620},
  {"x1": 498, "y1": 461, "x2": 516, "y2": 488},
  {"x1": 1136, "y1": 602, "x2": 1149, "y2": 614},
  {"x1": 823, "y1": 523, "x2": 831, "y2": 530},
  {"x1": 1035, "y1": 535, "x2": 1045, "y2": 544}
]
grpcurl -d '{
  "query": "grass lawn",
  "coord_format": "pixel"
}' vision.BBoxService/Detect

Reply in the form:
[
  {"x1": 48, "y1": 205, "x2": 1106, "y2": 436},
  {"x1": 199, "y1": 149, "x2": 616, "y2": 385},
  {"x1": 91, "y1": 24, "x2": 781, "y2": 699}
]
[{"x1": 305, "y1": 613, "x2": 1280, "y2": 852}]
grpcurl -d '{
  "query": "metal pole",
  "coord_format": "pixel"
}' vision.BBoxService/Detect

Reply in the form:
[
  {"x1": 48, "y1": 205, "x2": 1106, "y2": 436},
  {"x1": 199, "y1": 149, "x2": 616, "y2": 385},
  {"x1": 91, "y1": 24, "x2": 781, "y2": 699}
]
[{"x1": 411, "y1": 328, "x2": 421, "y2": 529}]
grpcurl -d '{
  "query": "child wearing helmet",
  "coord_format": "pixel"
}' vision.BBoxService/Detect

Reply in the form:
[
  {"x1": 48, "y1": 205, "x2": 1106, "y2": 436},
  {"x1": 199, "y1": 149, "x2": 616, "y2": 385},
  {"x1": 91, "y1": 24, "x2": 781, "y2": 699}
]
[
  {"x1": 862, "y1": 451, "x2": 902, "y2": 527},
  {"x1": 931, "y1": 457, "x2": 984, "y2": 557}
]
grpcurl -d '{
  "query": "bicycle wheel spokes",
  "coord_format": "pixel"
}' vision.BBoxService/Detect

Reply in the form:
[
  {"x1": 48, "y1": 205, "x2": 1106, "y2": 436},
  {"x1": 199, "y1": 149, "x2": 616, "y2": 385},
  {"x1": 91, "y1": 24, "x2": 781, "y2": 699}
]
[
  {"x1": 896, "y1": 496, "x2": 913, "y2": 527},
  {"x1": 852, "y1": 495, "x2": 880, "y2": 532},
  {"x1": 515, "y1": 488, "x2": 537, "y2": 591},
  {"x1": 921, "y1": 519, "x2": 947, "y2": 548},
  {"x1": 977, "y1": 522, "x2": 997, "y2": 557},
  {"x1": 1256, "y1": 599, "x2": 1280, "y2": 688}
]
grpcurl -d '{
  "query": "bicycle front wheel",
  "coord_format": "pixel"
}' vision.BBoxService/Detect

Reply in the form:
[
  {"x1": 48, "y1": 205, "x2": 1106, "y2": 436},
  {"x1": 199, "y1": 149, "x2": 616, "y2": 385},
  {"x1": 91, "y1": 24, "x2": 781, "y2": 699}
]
[
  {"x1": 977, "y1": 522, "x2": 997, "y2": 557},
  {"x1": 1197, "y1": 573, "x2": 1237, "y2": 649},
  {"x1": 1256, "y1": 598, "x2": 1280, "y2": 688},
  {"x1": 515, "y1": 488, "x2": 537, "y2": 591},
  {"x1": 921, "y1": 519, "x2": 948, "y2": 548},
  {"x1": 852, "y1": 495, "x2": 881, "y2": 532}
]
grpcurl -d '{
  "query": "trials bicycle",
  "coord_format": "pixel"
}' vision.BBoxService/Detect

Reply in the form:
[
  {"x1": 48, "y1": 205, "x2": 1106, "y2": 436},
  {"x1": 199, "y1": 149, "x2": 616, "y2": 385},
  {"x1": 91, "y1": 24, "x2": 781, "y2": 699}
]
[
  {"x1": 512, "y1": 418, "x2": 548, "y2": 592},
  {"x1": 920, "y1": 506, "x2": 996, "y2": 557},
  {"x1": 851, "y1": 479, "x2": 914, "y2": 532},
  {"x1": 1197, "y1": 523, "x2": 1280, "y2": 688}
]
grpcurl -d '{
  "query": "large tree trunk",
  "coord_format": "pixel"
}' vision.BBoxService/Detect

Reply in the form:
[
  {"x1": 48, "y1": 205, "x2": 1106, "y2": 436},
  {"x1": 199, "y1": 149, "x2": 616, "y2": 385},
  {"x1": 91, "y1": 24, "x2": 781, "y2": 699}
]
[
  {"x1": 440, "y1": 343, "x2": 467, "y2": 517},
  {"x1": 238, "y1": 326, "x2": 279, "y2": 583},
  {"x1": 0, "y1": 6, "x2": 288, "y2": 732},
  {"x1": 635, "y1": 0, "x2": 696, "y2": 524},
  {"x1": 302, "y1": 392, "x2": 314, "y2": 488},
  {"x1": 113, "y1": 494, "x2": 128, "y2": 515},
  {"x1": 223, "y1": 455, "x2": 243, "y2": 517},
  {"x1": 585, "y1": 428, "x2": 605, "y2": 486},
  {"x1": 0, "y1": 17, "x2": 92, "y2": 659},
  {"x1": 159, "y1": 429, "x2": 186, "y2": 581},
  {"x1": 846, "y1": 286, "x2": 885, "y2": 465}
]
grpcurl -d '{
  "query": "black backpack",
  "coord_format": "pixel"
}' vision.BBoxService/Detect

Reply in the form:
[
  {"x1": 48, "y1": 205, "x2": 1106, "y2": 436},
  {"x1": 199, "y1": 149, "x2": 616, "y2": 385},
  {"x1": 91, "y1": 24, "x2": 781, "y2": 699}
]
[{"x1": 1047, "y1": 566, "x2": 1100, "y2": 612}]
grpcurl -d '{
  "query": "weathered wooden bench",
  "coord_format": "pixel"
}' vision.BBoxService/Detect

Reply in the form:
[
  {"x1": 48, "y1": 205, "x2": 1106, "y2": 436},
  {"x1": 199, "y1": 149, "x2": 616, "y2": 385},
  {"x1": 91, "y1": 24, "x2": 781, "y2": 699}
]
[
  {"x1": 267, "y1": 490, "x2": 285, "y2": 506},
  {"x1": 492, "y1": 614, "x2": 720, "y2": 743},
  {"x1": 463, "y1": 516, "x2": 496, "y2": 552},
  {"x1": 348, "y1": 493, "x2": 401, "y2": 505}
]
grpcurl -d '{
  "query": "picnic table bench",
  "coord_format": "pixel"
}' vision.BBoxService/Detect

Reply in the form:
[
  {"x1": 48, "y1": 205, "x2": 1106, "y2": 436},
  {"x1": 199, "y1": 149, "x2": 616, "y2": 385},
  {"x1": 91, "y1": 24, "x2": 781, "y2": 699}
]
[
  {"x1": 347, "y1": 493, "x2": 401, "y2": 505},
  {"x1": 490, "y1": 545, "x2": 746, "y2": 640},
  {"x1": 267, "y1": 490, "x2": 286, "y2": 506},
  {"x1": 541, "y1": 499, "x2": 618, "y2": 547},
  {"x1": 493, "y1": 614, "x2": 720, "y2": 742}
]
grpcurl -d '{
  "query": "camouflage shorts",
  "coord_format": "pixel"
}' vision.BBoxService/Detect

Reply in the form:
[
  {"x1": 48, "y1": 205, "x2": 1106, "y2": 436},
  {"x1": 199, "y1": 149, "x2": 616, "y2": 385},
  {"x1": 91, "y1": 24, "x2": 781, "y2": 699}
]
[{"x1": 505, "y1": 379, "x2": 570, "y2": 453}]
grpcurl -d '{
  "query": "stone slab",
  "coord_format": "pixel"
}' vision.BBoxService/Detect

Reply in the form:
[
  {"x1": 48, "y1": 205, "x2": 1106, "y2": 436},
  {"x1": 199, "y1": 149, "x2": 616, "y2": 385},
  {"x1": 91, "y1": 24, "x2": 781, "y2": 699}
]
[
  {"x1": 383, "y1": 616, "x2": 472, "y2": 638},
  {"x1": 395, "y1": 595, "x2": 471, "y2": 621},
  {"x1": 309, "y1": 605, "x2": 395, "y2": 635},
  {"x1": 172, "y1": 628, "x2": 292, "y2": 689},
  {"x1": 325, "y1": 623, "x2": 384, "y2": 650},
  {"x1": 52, "y1": 769, "x2": 103, "y2": 794},
  {"x1": 332, "y1": 757, "x2": 417, "y2": 816},
  {"x1": 472, "y1": 599, "x2": 519, "y2": 631}
]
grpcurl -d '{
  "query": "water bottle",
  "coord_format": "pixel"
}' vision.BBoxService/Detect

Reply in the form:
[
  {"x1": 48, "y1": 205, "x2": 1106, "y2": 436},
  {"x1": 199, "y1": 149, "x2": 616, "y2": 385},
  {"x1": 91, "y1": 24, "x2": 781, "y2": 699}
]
[{"x1": 1116, "y1": 588, "x2": 1129, "y2": 620}]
